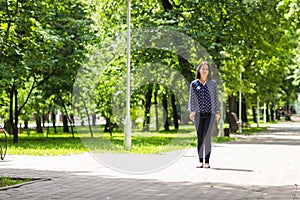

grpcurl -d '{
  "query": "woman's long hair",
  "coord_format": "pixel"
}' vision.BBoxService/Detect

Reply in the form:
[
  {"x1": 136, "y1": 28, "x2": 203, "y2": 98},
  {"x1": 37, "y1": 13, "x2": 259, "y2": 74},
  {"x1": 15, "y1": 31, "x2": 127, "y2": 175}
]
[{"x1": 196, "y1": 61, "x2": 212, "y2": 80}]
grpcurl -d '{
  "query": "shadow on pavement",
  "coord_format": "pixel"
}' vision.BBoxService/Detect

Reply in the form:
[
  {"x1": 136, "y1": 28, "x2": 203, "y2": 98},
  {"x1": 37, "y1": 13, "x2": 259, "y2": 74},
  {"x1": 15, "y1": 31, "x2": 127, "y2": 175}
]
[
  {"x1": 0, "y1": 168, "x2": 298, "y2": 199},
  {"x1": 209, "y1": 167, "x2": 254, "y2": 172}
]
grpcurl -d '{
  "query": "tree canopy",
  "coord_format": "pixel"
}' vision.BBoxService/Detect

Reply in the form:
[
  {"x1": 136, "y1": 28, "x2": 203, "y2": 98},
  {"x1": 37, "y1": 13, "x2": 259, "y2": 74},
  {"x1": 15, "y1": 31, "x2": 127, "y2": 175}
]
[{"x1": 0, "y1": 0, "x2": 299, "y2": 142}]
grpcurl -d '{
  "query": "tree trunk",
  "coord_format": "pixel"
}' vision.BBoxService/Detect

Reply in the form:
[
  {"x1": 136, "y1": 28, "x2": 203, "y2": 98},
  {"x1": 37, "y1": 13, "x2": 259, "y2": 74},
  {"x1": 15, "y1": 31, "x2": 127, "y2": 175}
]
[
  {"x1": 24, "y1": 119, "x2": 28, "y2": 129},
  {"x1": 6, "y1": 88, "x2": 13, "y2": 134},
  {"x1": 266, "y1": 104, "x2": 270, "y2": 122},
  {"x1": 171, "y1": 93, "x2": 179, "y2": 129},
  {"x1": 143, "y1": 85, "x2": 153, "y2": 131},
  {"x1": 242, "y1": 99, "x2": 247, "y2": 123},
  {"x1": 13, "y1": 87, "x2": 19, "y2": 140},
  {"x1": 36, "y1": 116, "x2": 43, "y2": 133},
  {"x1": 161, "y1": 0, "x2": 193, "y2": 127},
  {"x1": 92, "y1": 114, "x2": 96, "y2": 126},
  {"x1": 83, "y1": 101, "x2": 93, "y2": 138},
  {"x1": 60, "y1": 97, "x2": 74, "y2": 138},
  {"x1": 252, "y1": 106, "x2": 257, "y2": 123},
  {"x1": 178, "y1": 55, "x2": 194, "y2": 82},
  {"x1": 46, "y1": 111, "x2": 50, "y2": 138},
  {"x1": 228, "y1": 95, "x2": 238, "y2": 133},
  {"x1": 162, "y1": 91, "x2": 169, "y2": 131},
  {"x1": 161, "y1": 0, "x2": 173, "y2": 11},
  {"x1": 42, "y1": 114, "x2": 45, "y2": 127},
  {"x1": 104, "y1": 116, "x2": 112, "y2": 137},
  {"x1": 51, "y1": 112, "x2": 57, "y2": 133},
  {"x1": 154, "y1": 85, "x2": 159, "y2": 131},
  {"x1": 9, "y1": 86, "x2": 17, "y2": 142},
  {"x1": 63, "y1": 115, "x2": 69, "y2": 133},
  {"x1": 270, "y1": 103, "x2": 275, "y2": 121},
  {"x1": 70, "y1": 114, "x2": 74, "y2": 126}
]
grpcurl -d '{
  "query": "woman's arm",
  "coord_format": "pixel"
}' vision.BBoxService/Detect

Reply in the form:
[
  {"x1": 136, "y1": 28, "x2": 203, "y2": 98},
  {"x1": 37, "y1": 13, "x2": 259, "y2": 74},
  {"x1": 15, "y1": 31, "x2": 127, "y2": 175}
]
[
  {"x1": 214, "y1": 81, "x2": 220, "y2": 121},
  {"x1": 188, "y1": 82, "x2": 196, "y2": 121}
]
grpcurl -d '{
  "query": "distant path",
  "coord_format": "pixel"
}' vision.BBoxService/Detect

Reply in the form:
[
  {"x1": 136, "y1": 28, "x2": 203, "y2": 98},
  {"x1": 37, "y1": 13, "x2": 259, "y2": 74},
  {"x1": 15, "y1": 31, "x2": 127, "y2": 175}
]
[{"x1": 229, "y1": 114, "x2": 300, "y2": 146}]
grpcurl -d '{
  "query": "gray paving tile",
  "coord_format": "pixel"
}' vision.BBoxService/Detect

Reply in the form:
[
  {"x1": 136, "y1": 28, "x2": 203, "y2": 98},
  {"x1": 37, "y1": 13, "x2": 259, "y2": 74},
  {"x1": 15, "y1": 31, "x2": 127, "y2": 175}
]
[{"x1": 1, "y1": 115, "x2": 300, "y2": 199}]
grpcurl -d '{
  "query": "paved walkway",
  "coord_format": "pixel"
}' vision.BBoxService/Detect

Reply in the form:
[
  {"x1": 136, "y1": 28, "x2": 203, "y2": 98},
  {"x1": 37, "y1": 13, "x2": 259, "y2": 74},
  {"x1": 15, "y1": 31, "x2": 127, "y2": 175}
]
[{"x1": 1, "y1": 115, "x2": 300, "y2": 199}]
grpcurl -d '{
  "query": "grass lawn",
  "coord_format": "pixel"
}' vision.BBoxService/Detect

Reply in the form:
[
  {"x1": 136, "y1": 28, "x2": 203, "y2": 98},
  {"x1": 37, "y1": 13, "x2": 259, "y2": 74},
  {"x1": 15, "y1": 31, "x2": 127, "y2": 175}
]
[
  {"x1": 5, "y1": 123, "x2": 267, "y2": 156},
  {"x1": 0, "y1": 177, "x2": 33, "y2": 188}
]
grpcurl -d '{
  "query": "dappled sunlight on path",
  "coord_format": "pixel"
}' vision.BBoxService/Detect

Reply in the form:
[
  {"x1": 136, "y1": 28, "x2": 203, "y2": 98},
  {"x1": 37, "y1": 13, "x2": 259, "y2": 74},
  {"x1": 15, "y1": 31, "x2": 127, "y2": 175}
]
[{"x1": 228, "y1": 114, "x2": 300, "y2": 146}]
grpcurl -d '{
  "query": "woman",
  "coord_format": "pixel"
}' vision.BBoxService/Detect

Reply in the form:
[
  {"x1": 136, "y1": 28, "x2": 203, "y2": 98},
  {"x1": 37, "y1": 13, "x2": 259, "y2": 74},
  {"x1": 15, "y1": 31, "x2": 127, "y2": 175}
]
[{"x1": 188, "y1": 61, "x2": 220, "y2": 168}]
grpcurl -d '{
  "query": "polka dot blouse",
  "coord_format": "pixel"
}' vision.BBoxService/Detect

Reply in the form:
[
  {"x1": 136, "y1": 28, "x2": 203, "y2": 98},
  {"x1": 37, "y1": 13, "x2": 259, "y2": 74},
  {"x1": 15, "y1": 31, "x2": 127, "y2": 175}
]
[{"x1": 188, "y1": 79, "x2": 220, "y2": 114}]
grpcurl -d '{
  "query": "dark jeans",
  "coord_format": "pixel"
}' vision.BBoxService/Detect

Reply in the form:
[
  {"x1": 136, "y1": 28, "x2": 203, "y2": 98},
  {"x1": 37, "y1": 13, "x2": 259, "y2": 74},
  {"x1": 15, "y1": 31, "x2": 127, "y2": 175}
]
[{"x1": 194, "y1": 113, "x2": 215, "y2": 164}]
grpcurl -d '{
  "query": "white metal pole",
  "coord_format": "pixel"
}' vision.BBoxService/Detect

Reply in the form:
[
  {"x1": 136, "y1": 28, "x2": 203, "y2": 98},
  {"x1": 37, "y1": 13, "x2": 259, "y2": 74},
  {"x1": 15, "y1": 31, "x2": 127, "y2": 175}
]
[
  {"x1": 219, "y1": 102, "x2": 224, "y2": 137},
  {"x1": 239, "y1": 72, "x2": 242, "y2": 134},
  {"x1": 124, "y1": 0, "x2": 132, "y2": 149},
  {"x1": 263, "y1": 102, "x2": 267, "y2": 123}
]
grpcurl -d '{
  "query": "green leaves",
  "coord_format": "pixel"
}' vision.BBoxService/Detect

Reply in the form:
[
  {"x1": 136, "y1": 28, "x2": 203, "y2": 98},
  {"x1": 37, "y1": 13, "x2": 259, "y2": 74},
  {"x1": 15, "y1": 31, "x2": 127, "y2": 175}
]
[{"x1": 0, "y1": 0, "x2": 299, "y2": 139}]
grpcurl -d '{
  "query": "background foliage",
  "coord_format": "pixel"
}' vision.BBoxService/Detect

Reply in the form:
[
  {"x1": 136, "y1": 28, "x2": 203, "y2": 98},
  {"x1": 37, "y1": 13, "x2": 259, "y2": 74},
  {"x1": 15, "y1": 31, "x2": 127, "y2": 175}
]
[{"x1": 0, "y1": 0, "x2": 299, "y2": 144}]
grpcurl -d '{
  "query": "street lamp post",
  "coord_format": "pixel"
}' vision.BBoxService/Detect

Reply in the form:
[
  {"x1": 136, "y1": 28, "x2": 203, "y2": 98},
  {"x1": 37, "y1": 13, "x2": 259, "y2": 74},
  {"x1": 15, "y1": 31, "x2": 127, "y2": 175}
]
[{"x1": 124, "y1": 0, "x2": 132, "y2": 149}]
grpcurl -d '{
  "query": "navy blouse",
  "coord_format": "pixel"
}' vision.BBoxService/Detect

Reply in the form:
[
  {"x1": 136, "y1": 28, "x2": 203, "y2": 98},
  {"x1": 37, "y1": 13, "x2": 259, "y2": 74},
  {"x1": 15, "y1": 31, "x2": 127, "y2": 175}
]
[{"x1": 188, "y1": 79, "x2": 220, "y2": 114}]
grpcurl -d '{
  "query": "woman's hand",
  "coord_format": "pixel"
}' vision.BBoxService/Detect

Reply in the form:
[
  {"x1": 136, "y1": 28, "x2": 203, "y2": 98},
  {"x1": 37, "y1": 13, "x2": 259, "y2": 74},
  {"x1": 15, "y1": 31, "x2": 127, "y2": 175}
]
[
  {"x1": 189, "y1": 112, "x2": 195, "y2": 121},
  {"x1": 215, "y1": 113, "x2": 220, "y2": 122}
]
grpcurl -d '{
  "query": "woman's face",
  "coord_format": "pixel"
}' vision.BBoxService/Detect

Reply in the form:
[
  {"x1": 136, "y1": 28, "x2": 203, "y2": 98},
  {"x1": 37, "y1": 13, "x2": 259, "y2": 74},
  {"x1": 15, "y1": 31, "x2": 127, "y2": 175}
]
[{"x1": 200, "y1": 64, "x2": 209, "y2": 79}]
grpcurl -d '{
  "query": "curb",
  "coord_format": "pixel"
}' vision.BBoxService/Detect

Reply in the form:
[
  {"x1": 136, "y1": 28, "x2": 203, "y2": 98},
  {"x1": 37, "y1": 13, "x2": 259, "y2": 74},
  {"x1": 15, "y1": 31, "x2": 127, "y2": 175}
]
[{"x1": 0, "y1": 177, "x2": 51, "y2": 191}]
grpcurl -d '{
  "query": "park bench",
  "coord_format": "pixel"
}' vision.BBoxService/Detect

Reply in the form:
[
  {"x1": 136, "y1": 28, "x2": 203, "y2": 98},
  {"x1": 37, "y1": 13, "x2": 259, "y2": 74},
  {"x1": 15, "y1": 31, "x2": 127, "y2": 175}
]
[
  {"x1": 231, "y1": 112, "x2": 242, "y2": 128},
  {"x1": 230, "y1": 112, "x2": 251, "y2": 128},
  {"x1": 0, "y1": 125, "x2": 8, "y2": 160},
  {"x1": 224, "y1": 112, "x2": 251, "y2": 136},
  {"x1": 223, "y1": 112, "x2": 241, "y2": 136}
]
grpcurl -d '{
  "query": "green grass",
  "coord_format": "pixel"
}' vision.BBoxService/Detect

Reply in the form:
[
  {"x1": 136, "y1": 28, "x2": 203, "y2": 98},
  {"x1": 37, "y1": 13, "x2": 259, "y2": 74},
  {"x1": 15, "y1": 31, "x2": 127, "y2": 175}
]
[
  {"x1": 5, "y1": 123, "x2": 267, "y2": 156},
  {"x1": 212, "y1": 136, "x2": 236, "y2": 143},
  {"x1": 0, "y1": 177, "x2": 33, "y2": 187},
  {"x1": 240, "y1": 127, "x2": 267, "y2": 135},
  {"x1": 8, "y1": 137, "x2": 86, "y2": 156}
]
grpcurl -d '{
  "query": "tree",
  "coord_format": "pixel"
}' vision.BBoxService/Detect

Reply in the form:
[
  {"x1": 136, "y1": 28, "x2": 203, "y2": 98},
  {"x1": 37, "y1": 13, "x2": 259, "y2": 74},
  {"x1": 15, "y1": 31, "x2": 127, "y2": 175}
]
[{"x1": 0, "y1": 0, "x2": 95, "y2": 142}]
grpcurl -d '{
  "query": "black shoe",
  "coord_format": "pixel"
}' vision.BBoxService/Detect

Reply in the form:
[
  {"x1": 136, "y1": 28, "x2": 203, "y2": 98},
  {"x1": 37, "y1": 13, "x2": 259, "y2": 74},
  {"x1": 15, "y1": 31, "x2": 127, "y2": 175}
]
[
  {"x1": 204, "y1": 163, "x2": 210, "y2": 168},
  {"x1": 196, "y1": 163, "x2": 204, "y2": 168}
]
